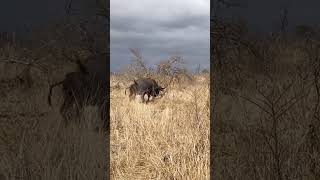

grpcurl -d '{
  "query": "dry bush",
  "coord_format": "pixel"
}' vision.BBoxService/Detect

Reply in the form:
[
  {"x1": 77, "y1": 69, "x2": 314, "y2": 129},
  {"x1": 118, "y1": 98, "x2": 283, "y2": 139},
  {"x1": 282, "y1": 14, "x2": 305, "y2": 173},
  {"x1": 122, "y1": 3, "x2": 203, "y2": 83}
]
[
  {"x1": 110, "y1": 72, "x2": 210, "y2": 179},
  {"x1": 212, "y1": 17, "x2": 320, "y2": 179},
  {"x1": 120, "y1": 48, "x2": 195, "y2": 91}
]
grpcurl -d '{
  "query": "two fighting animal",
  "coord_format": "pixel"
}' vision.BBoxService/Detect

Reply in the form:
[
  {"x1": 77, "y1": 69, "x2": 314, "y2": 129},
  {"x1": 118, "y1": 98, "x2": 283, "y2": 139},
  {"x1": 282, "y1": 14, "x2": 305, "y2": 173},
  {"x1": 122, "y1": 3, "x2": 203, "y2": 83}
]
[
  {"x1": 126, "y1": 78, "x2": 166, "y2": 103},
  {"x1": 48, "y1": 53, "x2": 108, "y2": 131}
]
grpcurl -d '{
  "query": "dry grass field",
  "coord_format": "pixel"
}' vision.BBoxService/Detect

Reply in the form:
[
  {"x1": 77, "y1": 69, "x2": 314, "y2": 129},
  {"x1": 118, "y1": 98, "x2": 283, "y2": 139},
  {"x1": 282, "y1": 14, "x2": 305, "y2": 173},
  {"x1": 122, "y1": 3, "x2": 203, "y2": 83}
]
[
  {"x1": 0, "y1": 43, "x2": 209, "y2": 179},
  {"x1": 212, "y1": 18, "x2": 320, "y2": 179},
  {"x1": 110, "y1": 74, "x2": 210, "y2": 179},
  {"x1": 0, "y1": 45, "x2": 107, "y2": 179}
]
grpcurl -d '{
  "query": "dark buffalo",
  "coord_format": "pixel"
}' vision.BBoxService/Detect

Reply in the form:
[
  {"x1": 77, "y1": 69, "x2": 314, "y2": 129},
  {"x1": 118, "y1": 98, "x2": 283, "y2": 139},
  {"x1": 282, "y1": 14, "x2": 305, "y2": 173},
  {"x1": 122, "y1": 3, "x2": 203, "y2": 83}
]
[
  {"x1": 48, "y1": 53, "x2": 108, "y2": 131},
  {"x1": 126, "y1": 78, "x2": 165, "y2": 103},
  {"x1": 48, "y1": 71, "x2": 87, "y2": 122}
]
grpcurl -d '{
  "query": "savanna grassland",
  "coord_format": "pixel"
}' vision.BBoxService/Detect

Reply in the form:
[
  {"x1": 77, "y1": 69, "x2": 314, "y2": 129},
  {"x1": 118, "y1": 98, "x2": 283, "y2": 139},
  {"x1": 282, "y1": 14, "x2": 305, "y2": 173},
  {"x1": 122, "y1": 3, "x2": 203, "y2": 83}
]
[
  {"x1": 0, "y1": 37, "x2": 210, "y2": 179},
  {"x1": 0, "y1": 3, "x2": 109, "y2": 179},
  {"x1": 110, "y1": 74, "x2": 210, "y2": 179},
  {"x1": 212, "y1": 17, "x2": 320, "y2": 179},
  {"x1": 0, "y1": 43, "x2": 107, "y2": 179}
]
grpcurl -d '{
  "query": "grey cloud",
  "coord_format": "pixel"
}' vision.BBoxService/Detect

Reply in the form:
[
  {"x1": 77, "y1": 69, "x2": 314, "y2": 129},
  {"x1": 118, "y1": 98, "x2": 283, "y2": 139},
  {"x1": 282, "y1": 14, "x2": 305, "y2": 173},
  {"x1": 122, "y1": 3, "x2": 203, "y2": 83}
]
[
  {"x1": 111, "y1": 0, "x2": 210, "y2": 72},
  {"x1": 111, "y1": 11, "x2": 208, "y2": 33},
  {"x1": 159, "y1": 14, "x2": 208, "y2": 30}
]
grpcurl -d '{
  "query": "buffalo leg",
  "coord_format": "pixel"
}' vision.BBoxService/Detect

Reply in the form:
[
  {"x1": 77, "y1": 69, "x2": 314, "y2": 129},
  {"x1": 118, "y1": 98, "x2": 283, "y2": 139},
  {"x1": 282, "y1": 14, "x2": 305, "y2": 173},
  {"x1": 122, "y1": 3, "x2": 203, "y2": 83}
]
[
  {"x1": 74, "y1": 103, "x2": 82, "y2": 124},
  {"x1": 60, "y1": 98, "x2": 72, "y2": 127},
  {"x1": 140, "y1": 93, "x2": 146, "y2": 103},
  {"x1": 146, "y1": 94, "x2": 151, "y2": 104},
  {"x1": 144, "y1": 93, "x2": 151, "y2": 104}
]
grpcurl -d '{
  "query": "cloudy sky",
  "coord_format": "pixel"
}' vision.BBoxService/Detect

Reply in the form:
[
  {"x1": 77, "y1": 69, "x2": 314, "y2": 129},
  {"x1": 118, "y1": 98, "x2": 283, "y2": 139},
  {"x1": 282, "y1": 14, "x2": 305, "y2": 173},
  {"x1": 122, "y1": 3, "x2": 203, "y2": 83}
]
[
  {"x1": 218, "y1": 0, "x2": 320, "y2": 34},
  {"x1": 0, "y1": 0, "x2": 65, "y2": 33},
  {"x1": 110, "y1": 0, "x2": 210, "y2": 72}
]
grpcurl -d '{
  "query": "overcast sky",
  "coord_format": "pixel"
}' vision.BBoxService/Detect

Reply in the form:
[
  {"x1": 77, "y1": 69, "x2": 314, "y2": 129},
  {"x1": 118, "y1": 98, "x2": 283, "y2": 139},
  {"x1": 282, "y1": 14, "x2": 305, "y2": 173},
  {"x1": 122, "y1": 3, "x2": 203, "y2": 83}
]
[
  {"x1": 0, "y1": 0, "x2": 65, "y2": 33},
  {"x1": 110, "y1": 0, "x2": 210, "y2": 72},
  {"x1": 217, "y1": 0, "x2": 320, "y2": 34},
  {"x1": 1, "y1": 0, "x2": 320, "y2": 73}
]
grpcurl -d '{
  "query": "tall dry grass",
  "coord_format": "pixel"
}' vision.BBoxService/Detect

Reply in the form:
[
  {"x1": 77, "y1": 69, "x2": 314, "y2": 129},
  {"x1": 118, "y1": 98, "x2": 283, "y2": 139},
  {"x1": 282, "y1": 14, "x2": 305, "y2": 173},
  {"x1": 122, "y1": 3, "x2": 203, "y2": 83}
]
[
  {"x1": 212, "y1": 18, "x2": 320, "y2": 179},
  {"x1": 110, "y1": 74, "x2": 210, "y2": 179},
  {"x1": 0, "y1": 43, "x2": 107, "y2": 180}
]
